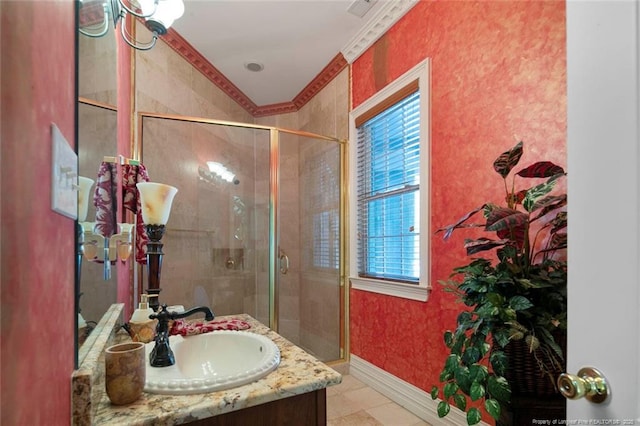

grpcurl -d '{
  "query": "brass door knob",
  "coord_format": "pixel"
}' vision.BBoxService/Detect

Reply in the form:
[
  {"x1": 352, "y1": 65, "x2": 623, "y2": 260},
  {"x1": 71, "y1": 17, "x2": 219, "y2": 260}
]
[{"x1": 557, "y1": 367, "x2": 609, "y2": 403}]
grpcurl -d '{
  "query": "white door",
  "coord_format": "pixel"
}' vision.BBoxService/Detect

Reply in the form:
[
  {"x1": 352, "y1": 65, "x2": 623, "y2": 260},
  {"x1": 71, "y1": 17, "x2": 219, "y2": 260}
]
[{"x1": 567, "y1": 0, "x2": 640, "y2": 421}]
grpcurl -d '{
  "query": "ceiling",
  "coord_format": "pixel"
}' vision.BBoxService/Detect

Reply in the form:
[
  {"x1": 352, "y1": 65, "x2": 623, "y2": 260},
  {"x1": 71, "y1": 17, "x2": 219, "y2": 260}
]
[{"x1": 170, "y1": 0, "x2": 390, "y2": 107}]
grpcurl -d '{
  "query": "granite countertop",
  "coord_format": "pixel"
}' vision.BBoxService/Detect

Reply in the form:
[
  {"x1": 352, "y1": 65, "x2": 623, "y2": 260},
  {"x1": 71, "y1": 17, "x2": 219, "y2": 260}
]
[{"x1": 91, "y1": 313, "x2": 342, "y2": 425}]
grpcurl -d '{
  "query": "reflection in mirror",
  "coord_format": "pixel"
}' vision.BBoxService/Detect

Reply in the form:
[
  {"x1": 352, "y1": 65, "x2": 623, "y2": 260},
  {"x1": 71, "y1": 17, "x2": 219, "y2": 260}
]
[
  {"x1": 77, "y1": 0, "x2": 118, "y2": 360},
  {"x1": 78, "y1": 17, "x2": 117, "y2": 104},
  {"x1": 78, "y1": 0, "x2": 185, "y2": 51},
  {"x1": 77, "y1": 99, "x2": 119, "y2": 346}
]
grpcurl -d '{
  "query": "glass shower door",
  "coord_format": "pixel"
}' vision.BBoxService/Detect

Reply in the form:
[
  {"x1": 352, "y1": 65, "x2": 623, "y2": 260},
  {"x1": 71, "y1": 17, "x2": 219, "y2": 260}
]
[
  {"x1": 276, "y1": 131, "x2": 343, "y2": 362},
  {"x1": 138, "y1": 113, "x2": 344, "y2": 363},
  {"x1": 139, "y1": 115, "x2": 272, "y2": 324}
]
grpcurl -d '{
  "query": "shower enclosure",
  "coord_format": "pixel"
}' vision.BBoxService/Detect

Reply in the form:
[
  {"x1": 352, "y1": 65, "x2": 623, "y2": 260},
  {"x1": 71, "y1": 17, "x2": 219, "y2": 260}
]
[{"x1": 136, "y1": 113, "x2": 346, "y2": 362}]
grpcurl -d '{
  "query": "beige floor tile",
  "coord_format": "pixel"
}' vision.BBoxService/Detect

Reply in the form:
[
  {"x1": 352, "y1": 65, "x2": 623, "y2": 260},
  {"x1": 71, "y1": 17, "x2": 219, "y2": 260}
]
[
  {"x1": 327, "y1": 410, "x2": 383, "y2": 426},
  {"x1": 327, "y1": 393, "x2": 363, "y2": 419},
  {"x1": 327, "y1": 384, "x2": 341, "y2": 397},
  {"x1": 366, "y1": 402, "x2": 430, "y2": 426},
  {"x1": 327, "y1": 375, "x2": 430, "y2": 426},
  {"x1": 341, "y1": 386, "x2": 392, "y2": 410},
  {"x1": 328, "y1": 374, "x2": 367, "y2": 396}
]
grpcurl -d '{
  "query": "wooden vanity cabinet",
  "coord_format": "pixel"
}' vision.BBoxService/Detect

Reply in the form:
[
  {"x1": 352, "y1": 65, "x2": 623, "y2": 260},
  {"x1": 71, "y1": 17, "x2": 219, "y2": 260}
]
[{"x1": 187, "y1": 389, "x2": 326, "y2": 426}]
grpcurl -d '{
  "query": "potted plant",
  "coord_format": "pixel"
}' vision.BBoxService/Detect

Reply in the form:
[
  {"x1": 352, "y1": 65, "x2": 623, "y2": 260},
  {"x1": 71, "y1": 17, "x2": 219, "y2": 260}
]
[{"x1": 430, "y1": 141, "x2": 567, "y2": 425}]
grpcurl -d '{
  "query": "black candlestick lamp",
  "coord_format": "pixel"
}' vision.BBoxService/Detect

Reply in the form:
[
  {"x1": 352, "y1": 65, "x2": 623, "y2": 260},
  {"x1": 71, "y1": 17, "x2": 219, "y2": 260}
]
[{"x1": 136, "y1": 182, "x2": 178, "y2": 312}]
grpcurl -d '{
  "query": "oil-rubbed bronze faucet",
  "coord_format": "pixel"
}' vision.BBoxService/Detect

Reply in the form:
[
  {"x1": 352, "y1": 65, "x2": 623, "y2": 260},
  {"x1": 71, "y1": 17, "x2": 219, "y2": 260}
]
[{"x1": 148, "y1": 304, "x2": 215, "y2": 367}]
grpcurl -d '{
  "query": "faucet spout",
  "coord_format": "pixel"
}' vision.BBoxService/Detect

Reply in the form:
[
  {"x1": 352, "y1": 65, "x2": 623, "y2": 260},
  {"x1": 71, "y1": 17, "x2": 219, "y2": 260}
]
[
  {"x1": 173, "y1": 306, "x2": 214, "y2": 322},
  {"x1": 148, "y1": 304, "x2": 215, "y2": 367}
]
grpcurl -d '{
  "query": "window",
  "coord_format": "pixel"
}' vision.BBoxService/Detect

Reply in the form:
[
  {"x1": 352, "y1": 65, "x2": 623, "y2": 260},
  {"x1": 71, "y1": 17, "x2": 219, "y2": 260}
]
[
  {"x1": 349, "y1": 59, "x2": 430, "y2": 301},
  {"x1": 357, "y1": 89, "x2": 420, "y2": 282}
]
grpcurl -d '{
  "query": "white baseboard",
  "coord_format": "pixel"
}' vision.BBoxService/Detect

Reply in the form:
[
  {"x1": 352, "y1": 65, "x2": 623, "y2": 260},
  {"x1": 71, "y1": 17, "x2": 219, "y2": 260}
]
[{"x1": 349, "y1": 354, "x2": 490, "y2": 426}]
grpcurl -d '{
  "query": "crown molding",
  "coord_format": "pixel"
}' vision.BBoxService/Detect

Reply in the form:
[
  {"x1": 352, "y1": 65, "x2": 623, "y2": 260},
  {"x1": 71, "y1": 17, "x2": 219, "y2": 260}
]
[
  {"x1": 252, "y1": 53, "x2": 346, "y2": 117},
  {"x1": 162, "y1": 28, "x2": 260, "y2": 116},
  {"x1": 292, "y1": 53, "x2": 348, "y2": 109},
  {"x1": 163, "y1": 29, "x2": 348, "y2": 117},
  {"x1": 341, "y1": 0, "x2": 419, "y2": 64},
  {"x1": 158, "y1": 2, "x2": 415, "y2": 117},
  {"x1": 253, "y1": 102, "x2": 298, "y2": 118}
]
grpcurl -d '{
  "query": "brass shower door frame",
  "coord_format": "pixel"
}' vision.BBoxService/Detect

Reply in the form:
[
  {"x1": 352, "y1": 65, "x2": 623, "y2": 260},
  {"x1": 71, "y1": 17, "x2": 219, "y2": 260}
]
[{"x1": 134, "y1": 111, "x2": 350, "y2": 363}]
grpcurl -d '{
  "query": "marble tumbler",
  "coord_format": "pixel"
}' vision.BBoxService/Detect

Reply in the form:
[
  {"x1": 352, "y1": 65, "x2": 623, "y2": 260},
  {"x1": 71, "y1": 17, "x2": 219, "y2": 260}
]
[{"x1": 105, "y1": 342, "x2": 146, "y2": 405}]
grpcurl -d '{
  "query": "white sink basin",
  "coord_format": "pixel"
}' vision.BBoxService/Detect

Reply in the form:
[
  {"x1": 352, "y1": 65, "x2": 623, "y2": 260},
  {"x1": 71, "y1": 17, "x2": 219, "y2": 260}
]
[{"x1": 144, "y1": 330, "x2": 280, "y2": 395}]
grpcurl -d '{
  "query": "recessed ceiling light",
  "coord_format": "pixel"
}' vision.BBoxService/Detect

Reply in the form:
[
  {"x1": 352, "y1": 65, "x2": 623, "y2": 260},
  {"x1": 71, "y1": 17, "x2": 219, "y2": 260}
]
[
  {"x1": 245, "y1": 62, "x2": 264, "y2": 72},
  {"x1": 347, "y1": 0, "x2": 377, "y2": 18}
]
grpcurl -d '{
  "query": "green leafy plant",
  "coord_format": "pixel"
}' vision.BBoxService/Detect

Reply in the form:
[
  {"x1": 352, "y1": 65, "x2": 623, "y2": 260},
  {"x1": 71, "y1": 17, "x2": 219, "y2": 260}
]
[{"x1": 430, "y1": 141, "x2": 567, "y2": 425}]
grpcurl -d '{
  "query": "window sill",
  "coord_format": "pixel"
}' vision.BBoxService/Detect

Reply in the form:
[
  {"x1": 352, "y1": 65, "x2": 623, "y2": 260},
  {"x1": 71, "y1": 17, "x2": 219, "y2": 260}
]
[{"x1": 349, "y1": 276, "x2": 429, "y2": 302}]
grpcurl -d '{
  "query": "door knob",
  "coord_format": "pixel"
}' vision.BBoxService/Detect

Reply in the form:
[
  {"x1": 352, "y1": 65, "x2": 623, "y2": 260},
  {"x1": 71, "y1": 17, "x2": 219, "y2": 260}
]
[{"x1": 557, "y1": 367, "x2": 609, "y2": 403}]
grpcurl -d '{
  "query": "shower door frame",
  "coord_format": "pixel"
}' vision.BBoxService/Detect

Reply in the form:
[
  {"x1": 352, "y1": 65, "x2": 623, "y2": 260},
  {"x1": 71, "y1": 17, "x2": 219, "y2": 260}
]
[{"x1": 134, "y1": 112, "x2": 350, "y2": 364}]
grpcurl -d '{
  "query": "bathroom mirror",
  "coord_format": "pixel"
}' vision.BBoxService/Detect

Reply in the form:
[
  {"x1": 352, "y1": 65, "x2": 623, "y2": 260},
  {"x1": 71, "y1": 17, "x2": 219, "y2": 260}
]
[
  {"x1": 76, "y1": 8, "x2": 118, "y2": 361},
  {"x1": 77, "y1": 99, "x2": 118, "y2": 340}
]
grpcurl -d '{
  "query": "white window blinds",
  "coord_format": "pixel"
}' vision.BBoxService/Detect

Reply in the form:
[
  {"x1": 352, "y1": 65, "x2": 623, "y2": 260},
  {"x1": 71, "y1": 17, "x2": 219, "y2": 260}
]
[
  {"x1": 356, "y1": 88, "x2": 420, "y2": 283},
  {"x1": 302, "y1": 145, "x2": 340, "y2": 270}
]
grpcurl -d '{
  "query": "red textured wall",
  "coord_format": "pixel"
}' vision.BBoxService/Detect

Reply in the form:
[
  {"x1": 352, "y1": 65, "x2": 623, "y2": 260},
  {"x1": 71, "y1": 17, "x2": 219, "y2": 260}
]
[
  {"x1": 1, "y1": 1, "x2": 76, "y2": 424},
  {"x1": 350, "y1": 0, "x2": 566, "y2": 420},
  {"x1": 117, "y1": 29, "x2": 134, "y2": 318}
]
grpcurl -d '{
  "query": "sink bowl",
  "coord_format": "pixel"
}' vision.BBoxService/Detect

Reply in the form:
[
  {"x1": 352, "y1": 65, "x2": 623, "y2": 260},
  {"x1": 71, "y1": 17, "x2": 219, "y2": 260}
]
[{"x1": 144, "y1": 330, "x2": 280, "y2": 395}]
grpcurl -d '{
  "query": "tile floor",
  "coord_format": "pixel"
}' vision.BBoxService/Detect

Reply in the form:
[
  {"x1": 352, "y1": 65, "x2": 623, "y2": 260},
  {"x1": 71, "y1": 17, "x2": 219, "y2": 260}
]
[{"x1": 326, "y1": 374, "x2": 431, "y2": 426}]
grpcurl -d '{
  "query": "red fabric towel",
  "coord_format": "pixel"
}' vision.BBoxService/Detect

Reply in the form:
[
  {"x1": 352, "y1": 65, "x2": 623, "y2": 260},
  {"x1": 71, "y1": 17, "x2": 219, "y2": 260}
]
[
  {"x1": 92, "y1": 161, "x2": 152, "y2": 264},
  {"x1": 169, "y1": 319, "x2": 251, "y2": 336},
  {"x1": 122, "y1": 163, "x2": 150, "y2": 264},
  {"x1": 93, "y1": 161, "x2": 118, "y2": 238}
]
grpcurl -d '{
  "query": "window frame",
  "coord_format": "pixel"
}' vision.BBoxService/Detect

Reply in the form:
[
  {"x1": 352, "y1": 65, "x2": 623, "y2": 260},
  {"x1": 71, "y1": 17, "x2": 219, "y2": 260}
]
[{"x1": 348, "y1": 59, "x2": 431, "y2": 302}]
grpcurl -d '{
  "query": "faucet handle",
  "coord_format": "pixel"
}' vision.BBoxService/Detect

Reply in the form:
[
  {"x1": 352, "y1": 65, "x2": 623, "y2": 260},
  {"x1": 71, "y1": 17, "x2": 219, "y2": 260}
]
[{"x1": 149, "y1": 304, "x2": 170, "y2": 321}]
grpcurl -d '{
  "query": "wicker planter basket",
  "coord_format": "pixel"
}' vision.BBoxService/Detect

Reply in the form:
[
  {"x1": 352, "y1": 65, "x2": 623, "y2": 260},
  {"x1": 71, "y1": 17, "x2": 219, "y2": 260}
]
[{"x1": 503, "y1": 334, "x2": 567, "y2": 397}]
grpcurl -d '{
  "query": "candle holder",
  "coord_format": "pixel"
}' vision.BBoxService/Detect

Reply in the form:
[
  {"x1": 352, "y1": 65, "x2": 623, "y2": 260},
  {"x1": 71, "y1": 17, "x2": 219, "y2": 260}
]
[
  {"x1": 144, "y1": 224, "x2": 166, "y2": 312},
  {"x1": 136, "y1": 182, "x2": 178, "y2": 312}
]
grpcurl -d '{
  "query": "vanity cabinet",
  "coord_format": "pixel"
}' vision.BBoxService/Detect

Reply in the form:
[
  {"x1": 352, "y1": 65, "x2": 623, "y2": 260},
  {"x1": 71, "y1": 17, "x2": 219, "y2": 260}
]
[
  {"x1": 73, "y1": 308, "x2": 341, "y2": 426},
  {"x1": 188, "y1": 389, "x2": 326, "y2": 426}
]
